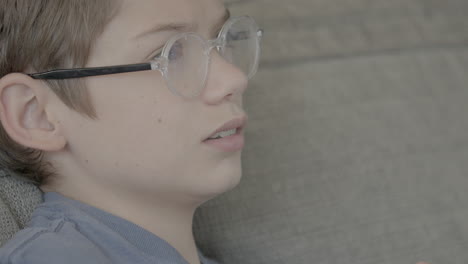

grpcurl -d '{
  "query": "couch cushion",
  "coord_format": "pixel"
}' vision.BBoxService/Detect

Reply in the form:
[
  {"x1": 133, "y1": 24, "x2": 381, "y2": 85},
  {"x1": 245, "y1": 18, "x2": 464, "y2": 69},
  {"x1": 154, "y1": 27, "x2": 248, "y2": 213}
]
[{"x1": 193, "y1": 1, "x2": 468, "y2": 264}]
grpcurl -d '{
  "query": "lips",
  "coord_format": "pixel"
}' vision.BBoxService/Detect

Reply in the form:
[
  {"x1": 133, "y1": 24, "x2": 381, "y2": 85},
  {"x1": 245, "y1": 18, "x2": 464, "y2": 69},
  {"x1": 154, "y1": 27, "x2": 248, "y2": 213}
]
[{"x1": 203, "y1": 115, "x2": 248, "y2": 141}]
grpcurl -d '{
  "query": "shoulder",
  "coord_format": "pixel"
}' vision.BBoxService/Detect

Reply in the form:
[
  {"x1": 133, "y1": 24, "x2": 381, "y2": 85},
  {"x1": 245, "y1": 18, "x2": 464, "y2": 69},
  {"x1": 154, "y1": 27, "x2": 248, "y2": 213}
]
[{"x1": 0, "y1": 218, "x2": 111, "y2": 264}]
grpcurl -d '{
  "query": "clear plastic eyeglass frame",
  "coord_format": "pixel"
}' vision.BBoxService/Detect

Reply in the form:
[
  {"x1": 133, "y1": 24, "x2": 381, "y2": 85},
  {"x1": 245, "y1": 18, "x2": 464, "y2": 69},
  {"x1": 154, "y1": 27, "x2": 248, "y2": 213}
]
[{"x1": 28, "y1": 16, "x2": 263, "y2": 99}]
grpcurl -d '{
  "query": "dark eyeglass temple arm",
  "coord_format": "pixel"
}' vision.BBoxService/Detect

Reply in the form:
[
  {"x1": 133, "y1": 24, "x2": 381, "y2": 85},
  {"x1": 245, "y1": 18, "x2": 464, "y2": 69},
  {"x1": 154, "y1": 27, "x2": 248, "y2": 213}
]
[{"x1": 28, "y1": 63, "x2": 152, "y2": 80}]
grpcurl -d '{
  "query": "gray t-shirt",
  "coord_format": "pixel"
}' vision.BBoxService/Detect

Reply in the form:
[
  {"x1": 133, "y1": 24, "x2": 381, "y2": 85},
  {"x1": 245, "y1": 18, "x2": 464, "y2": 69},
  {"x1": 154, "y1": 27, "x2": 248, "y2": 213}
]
[{"x1": 0, "y1": 192, "x2": 218, "y2": 264}]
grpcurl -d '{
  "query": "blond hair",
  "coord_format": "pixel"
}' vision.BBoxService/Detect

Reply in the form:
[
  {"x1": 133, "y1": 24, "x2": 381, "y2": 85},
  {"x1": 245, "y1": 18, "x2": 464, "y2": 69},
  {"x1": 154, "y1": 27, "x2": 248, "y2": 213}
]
[{"x1": 0, "y1": 0, "x2": 116, "y2": 185}]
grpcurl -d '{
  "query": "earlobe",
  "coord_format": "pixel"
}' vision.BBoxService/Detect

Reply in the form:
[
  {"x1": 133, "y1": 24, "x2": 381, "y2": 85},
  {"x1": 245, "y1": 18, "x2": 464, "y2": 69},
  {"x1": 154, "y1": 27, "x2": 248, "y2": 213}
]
[{"x1": 0, "y1": 73, "x2": 66, "y2": 151}]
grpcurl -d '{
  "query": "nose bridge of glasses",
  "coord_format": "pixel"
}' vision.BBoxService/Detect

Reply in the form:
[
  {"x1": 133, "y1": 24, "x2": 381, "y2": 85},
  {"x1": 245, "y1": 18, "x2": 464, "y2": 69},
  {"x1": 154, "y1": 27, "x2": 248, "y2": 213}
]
[{"x1": 205, "y1": 37, "x2": 225, "y2": 55}]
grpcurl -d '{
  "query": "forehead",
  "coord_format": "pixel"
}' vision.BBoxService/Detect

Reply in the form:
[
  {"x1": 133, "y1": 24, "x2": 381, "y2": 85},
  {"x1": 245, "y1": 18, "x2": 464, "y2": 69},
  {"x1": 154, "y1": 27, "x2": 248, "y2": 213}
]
[
  {"x1": 114, "y1": 0, "x2": 226, "y2": 32},
  {"x1": 87, "y1": 0, "x2": 227, "y2": 65}
]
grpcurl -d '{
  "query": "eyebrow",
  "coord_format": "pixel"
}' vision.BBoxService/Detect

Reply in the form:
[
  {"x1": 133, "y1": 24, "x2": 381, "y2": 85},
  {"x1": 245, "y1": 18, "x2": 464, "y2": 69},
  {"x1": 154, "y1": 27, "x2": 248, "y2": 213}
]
[{"x1": 135, "y1": 9, "x2": 231, "y2": 39}]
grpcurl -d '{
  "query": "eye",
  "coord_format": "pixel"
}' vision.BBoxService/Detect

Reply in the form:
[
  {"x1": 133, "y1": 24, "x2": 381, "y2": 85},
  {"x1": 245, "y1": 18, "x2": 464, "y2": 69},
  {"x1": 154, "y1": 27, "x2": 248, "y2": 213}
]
[
  {"x1": 168, "y1": 41, "x2": 183, "y2": 60},
  {"x1": 227, "y1": 30, "x2": 249, "y2": 42}
]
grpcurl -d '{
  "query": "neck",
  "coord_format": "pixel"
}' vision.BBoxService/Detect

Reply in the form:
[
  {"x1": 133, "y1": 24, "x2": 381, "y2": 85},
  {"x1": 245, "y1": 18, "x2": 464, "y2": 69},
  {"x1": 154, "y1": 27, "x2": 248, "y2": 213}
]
[{"x1": 44, "y1": 185, "x2": 202, "y2": 264}]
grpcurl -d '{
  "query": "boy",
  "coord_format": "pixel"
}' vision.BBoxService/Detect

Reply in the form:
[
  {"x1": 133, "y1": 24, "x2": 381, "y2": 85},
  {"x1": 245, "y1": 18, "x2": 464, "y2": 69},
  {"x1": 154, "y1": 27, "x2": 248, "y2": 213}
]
[{"x1": 0, "y1": 0, "x2": 262, "y2": 263}]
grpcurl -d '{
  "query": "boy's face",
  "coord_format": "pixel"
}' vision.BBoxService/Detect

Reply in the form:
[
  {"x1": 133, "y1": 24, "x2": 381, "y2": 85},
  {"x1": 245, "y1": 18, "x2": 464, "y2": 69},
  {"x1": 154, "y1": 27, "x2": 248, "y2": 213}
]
[{"x1": 49, "y1": 0, "x2": 248, "y2": 204}]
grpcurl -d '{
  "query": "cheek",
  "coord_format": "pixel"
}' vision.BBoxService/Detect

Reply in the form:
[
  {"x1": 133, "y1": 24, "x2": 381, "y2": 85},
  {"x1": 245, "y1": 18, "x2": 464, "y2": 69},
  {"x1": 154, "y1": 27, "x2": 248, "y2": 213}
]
[
  {"x1": 65, "y1": 74, "x2": 208, "y2": 179},
  {"x1": 83, "y1": 73, "x2": 194, "y2": 153},
  {"x1": 89, "y1": 73, "x2": 164, "y2": 115},
  {"x1": 87, "y1": 72, "x2": 182, "y2": 131}
]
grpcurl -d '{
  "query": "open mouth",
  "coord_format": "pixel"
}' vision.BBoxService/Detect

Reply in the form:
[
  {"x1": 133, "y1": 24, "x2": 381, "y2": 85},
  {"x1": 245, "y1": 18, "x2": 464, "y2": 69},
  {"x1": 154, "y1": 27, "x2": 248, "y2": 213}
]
[
  {"x1": 204, "y1": 127, "x2": 242, "y2": 141},
  {"x1": 202, "y1": 126, "x2": 244, "y2": 152}
]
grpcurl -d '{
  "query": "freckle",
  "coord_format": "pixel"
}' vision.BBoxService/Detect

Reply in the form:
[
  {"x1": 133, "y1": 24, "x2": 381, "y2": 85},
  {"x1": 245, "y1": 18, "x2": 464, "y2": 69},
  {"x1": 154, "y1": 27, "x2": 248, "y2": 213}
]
[
  {"x1": 85, "y1": 160, "x2": 89, "y2": 163},
  {"x1": 158, "y1": 118, "x2": 162, "y2": 123}
]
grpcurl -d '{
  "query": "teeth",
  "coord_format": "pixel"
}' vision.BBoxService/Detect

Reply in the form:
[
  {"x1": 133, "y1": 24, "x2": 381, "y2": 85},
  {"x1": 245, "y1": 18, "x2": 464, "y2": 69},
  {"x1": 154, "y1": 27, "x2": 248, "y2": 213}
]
[{"x1": 209, "y1": 128, "x2": 237, "y2": 139}]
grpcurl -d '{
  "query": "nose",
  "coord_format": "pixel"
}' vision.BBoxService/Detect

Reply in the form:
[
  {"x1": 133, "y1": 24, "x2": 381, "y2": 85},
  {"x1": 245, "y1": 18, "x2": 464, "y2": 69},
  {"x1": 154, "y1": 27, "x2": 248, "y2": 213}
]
[{"x1": 201, "y1": 50, "x2": 248, "y2": 105}]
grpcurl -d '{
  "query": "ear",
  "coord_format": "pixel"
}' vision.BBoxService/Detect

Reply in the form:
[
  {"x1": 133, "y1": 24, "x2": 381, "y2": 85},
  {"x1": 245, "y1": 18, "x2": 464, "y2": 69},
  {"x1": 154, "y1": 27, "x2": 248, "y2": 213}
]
[{"x1": 0, "y1": 73, "x2": 66, "y2": 151}]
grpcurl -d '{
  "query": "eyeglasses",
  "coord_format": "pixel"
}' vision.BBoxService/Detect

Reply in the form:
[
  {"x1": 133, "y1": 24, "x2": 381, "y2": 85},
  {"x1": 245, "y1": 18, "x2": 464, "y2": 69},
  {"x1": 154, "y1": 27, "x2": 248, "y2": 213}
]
[{"x1": 28, "y1": 16, "x2": 263, "y2": 99}]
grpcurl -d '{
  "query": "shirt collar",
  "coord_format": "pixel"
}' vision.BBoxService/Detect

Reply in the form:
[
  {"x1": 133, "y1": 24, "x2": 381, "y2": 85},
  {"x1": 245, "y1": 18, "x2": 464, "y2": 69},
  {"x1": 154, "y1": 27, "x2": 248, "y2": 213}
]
[{"x1": 43, "y1": 192, "x2": 216, "y2": 264}]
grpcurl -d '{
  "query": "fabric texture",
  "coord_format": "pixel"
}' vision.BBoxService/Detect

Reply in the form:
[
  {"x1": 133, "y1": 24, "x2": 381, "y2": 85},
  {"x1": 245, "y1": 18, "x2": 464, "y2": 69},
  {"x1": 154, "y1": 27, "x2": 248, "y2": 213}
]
[
  {"x1": 0, "y1": 171, "x2": 42, "y2": 247},
  {"x1": 0, "y1": 192, "x2": 218, "y2": 264},
  {"x1": 0, "y1": 197, "x2": 19, "y2": 247}
]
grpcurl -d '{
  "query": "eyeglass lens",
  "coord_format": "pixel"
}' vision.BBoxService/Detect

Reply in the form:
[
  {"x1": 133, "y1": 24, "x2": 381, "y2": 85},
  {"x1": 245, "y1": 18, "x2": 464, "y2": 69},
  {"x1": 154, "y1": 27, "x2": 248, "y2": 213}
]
[
  {"x1": 220, "y1": 17, "x2": 259, "y2": 79},
  {"x1": 166, "y1": 34, "x2": 207, "y2": 98},
  {"x1": 165, "y1": 17, "x2": 260, "y2": 98}
]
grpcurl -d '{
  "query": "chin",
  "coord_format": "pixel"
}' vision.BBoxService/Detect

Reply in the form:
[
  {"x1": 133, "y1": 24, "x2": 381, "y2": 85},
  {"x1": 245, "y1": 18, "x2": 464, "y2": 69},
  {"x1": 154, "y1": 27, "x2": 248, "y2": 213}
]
[
  {"x1": 194, "y1": 158, "x2": 243, "y2": 202},
  {"x1": 207, "y1": 168, "x2": 242, "y2": 197}
]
